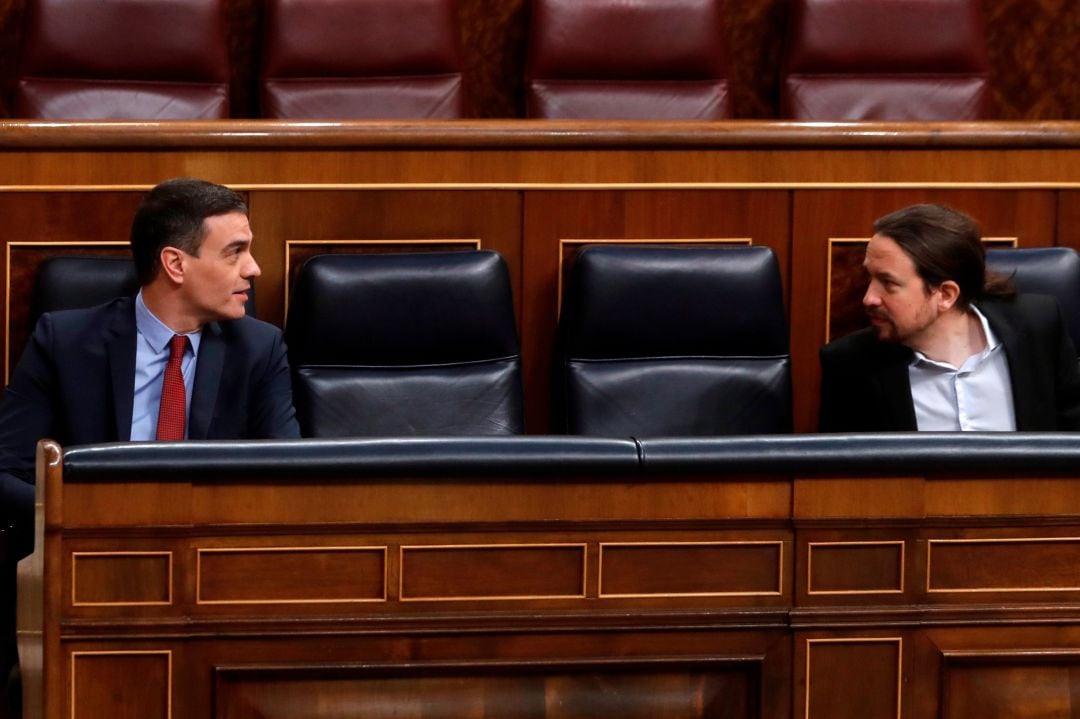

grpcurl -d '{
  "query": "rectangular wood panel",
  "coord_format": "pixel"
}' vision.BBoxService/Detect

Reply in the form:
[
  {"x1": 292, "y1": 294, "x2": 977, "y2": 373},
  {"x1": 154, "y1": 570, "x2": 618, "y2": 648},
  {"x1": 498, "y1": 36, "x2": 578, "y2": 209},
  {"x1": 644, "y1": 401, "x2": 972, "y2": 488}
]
[
  {"x1": 400, "y1": 544, "x2": 586, "y2": 600},
  {"x1": 215, "y1": 662, "x2": 759, "y2": 719},
  {"x1": 941, "y1": 651, "x2": 1080, "y2": 719},
  {"x1": 929, "y1": 538, "x2": 1080, "y2": 593},
  {"x1": 197, "y1": 547, "x2": 386, "y2": 604},
  {"x1": 72, "y1": 651, "x2": 170, "y2": 719},
  {"x1": 804, "y1": 639, "x2": 901, "y2": 719},
  {"x1": 71, "y1": 552, "x2": 171, "y2": 606},
  {"x1": 600, "y1": 542, "x2": 783, "y2": 597},
  {"x1": 807, "y1": 542, "x2": 904, "y2": 595}
]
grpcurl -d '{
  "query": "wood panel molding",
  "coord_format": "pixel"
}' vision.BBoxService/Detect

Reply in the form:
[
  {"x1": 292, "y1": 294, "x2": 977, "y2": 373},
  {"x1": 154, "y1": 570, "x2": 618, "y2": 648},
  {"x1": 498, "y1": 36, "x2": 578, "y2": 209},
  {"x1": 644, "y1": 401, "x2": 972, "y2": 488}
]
[
  {"x1": 71, "y1": 552, "x2": 172, "y2": 607},
  {"x1": 196, "y1": 546, "x2": 387, "y2": 605},
  {"x1": 399, "y1": 544, "x2": 587, "y2": 601},
  {"x1": 598, "y1": 541, "x2": 783, "y2": 598}
]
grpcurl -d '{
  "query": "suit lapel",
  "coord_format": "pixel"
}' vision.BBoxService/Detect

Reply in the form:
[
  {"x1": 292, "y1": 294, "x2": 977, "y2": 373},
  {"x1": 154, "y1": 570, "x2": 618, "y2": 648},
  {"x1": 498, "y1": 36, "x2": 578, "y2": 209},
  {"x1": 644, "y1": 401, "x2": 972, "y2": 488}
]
[
  {"x1": 189, "y1": 321, "x2": 224, "y2": 439},
  {"x1": 981, "y1": 300, "x2": 1037, "y2": 430},
  {"x1": 107, "y1": 299, "x2": 137, "y2": 442},
  {"x1": 871, "y1": 343, "x2": 918, "y2": 431}
]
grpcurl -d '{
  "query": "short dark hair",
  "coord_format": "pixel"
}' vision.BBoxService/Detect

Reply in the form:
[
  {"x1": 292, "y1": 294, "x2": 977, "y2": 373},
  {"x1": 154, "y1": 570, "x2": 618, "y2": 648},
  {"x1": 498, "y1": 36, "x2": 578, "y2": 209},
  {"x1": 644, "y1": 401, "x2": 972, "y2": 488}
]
[
  {"x1": 873, "y1": 203, "x2": 1013, "y2": 308},
  {"x1": 130, "y1": 178, "x2": 248, "y2": 285}
]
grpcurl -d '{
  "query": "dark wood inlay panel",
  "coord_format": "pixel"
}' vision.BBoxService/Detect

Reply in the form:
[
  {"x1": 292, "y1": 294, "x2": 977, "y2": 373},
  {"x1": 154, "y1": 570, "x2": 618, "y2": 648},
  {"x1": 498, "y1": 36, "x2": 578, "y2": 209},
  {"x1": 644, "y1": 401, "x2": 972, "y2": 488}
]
[
  {"x1": 805, "y1": 640, "x2": 900, "y2": 719},
  {"x1": 215, "y1": 662, "x2": 758, "y2": 719},
  {"x1": 400, "y1": 545, "x2": 585, "y2": 600},
  {"x1": 72, "y1": 651, "x2": 169, "y2": 719},
  {"x1": 72, "y1": 553, "x2": 170, "y2": 606},
  {"x1": 808, "y1": 543, "x2": 903, "y2": 594},
  {"x1": 600, "y1": 543, "x2": 782, "y2": 597},
  {"x1": 929, "y1": 538, "x2": 1080, "y2": 592},
  {"x1": 198, "y1": 547, "x2": 386, "y2": 603},
  {"x1": 943, "y1": 652, "x2": 1080, "y2": 719}
]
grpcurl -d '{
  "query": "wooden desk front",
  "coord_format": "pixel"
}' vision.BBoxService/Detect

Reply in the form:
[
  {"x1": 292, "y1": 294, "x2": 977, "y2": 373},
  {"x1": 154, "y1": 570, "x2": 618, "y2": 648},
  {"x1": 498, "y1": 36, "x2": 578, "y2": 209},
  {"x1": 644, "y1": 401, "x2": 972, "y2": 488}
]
[{"x1": 20, "y1": 435, "x2": 1080, "y2": 719}]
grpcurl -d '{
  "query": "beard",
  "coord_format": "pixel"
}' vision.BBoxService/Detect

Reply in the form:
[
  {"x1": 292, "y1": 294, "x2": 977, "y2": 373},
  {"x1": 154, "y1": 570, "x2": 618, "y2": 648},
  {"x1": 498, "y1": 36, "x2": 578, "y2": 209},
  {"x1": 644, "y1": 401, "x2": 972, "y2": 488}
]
[{"x1": 867, "y1": 311, "x2": 898, "y2": 342}]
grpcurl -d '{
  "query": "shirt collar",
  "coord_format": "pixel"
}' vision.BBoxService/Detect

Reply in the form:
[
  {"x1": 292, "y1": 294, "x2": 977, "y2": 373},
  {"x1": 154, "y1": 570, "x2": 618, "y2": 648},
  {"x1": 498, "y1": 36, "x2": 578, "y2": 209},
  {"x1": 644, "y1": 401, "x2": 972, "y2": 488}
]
[
  {"x1": 971, "y1": 304, "x2": 1001, "y2": 350},
  {"x1": 135, "y1": 290, "x2": 202, "y2": 354},
  {"x1": 910, "y1": 305, "x2": 1000, "y2": 370}
]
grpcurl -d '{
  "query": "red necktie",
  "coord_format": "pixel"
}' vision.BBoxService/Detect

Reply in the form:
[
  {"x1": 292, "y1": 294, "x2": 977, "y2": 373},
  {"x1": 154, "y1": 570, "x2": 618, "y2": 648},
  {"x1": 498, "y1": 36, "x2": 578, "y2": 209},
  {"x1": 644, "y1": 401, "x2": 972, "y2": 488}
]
[{"x1": 156, "y1": 335, "x2": 189, "y2": 440}]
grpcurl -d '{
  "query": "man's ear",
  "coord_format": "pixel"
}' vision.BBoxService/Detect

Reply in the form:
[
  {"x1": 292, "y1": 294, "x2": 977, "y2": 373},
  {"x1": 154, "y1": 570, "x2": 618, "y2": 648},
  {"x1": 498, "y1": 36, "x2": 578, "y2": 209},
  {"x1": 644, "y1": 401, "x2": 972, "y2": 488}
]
[
  {"x1": 159, "y1": 246, "x2": 185, "y2": 285},
  {"x1": 937, "y1": 280, "x2": 961, "y2": 311}
]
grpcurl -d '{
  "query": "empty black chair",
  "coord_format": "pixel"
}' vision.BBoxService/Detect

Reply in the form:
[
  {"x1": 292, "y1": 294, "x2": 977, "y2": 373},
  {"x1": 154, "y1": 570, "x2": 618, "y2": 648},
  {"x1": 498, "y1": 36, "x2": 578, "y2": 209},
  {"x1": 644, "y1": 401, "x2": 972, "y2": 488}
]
[
  {"x1": 987, "y1": 247, "x2": 1080, "y2": 356},
  {"x1": 555, "y1": 245, "x2": 791, "y2": 436},
  {"x1": 285, "y1": 251, "x2": 524, "y2": 437}
]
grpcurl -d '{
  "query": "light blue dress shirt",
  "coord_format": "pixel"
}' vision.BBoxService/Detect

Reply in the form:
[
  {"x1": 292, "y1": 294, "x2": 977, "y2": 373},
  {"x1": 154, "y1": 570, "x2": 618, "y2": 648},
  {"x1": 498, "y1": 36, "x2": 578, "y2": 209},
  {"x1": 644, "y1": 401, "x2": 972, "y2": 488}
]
[
  {"x1": 908, "y1": 305, "x2": 1016, "y2": 432},
  {"x1": 130, "y1": 291, "x2": 202, "y2": 441}
]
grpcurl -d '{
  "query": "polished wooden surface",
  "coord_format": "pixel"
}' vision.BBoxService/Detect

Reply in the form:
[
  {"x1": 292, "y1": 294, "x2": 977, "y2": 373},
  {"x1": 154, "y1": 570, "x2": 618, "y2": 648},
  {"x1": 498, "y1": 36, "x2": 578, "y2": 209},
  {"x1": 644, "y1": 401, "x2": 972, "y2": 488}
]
[
  {"x1": 4, "y1": 121, "x2": 1080, "y2": 431},
  {"x1": 21, "y1": 438, "x2": 1080, "y2": 719}
]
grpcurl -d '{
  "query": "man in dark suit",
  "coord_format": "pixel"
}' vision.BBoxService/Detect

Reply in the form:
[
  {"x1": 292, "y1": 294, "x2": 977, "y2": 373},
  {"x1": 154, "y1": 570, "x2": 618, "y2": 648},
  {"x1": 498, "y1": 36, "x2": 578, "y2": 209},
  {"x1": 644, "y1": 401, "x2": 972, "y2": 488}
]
[
  {"x1": 819, "y1": 204, "x2": 1080, "y2": 432},
  {"x1": 0, "y1": 178, "x2": 300, "y2": 557}
]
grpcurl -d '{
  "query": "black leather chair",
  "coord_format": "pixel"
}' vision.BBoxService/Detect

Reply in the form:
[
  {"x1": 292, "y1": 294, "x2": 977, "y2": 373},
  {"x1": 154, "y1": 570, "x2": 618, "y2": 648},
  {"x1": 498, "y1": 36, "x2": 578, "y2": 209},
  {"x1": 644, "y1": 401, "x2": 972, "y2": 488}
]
[
  {"x1": 987, "y1": 247, "x2": 1080, "y2": 355},
  {"x1": 285, "y1": 251, "x2": 524, "y2": 437},
  {"x1": 29, "y1": 256, "x2": 139, "y2": 331},
  {"x1": 554, "y1": 245, "x2": 791, "y2": 436}
]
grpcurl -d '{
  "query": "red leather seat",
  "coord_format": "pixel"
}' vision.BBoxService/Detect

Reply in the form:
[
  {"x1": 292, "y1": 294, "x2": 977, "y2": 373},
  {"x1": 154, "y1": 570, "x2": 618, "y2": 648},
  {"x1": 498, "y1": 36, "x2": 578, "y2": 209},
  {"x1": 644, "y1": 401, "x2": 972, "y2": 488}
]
[
  {"x1": 260, "y1": 0, "x2": 465, "y2": 120},
  {"x1": 16, "y1": 0, "x2": 230, "y2": 120},
  {"x1": 782, "y1": 0, "x2": 991, "y2": 121},
  {"x1": 526, "y1": 0, "x2": 731, "y2": 120}
]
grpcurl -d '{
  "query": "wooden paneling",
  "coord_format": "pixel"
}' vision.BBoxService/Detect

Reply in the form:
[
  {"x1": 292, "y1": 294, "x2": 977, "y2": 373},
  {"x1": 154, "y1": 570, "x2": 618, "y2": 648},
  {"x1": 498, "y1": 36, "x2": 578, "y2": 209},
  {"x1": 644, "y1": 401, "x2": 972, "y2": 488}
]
[
  {"x1": 0, "y1": 191, "x2": 141, "y2": 377},
  {"x1": 399, "y1": 544, "x2": 586, "y2": 601},
  {"x1": 31, "y1": 437, "x2": 1080, "y2": 718},
  {"x1": 71, "y1": 552, "x2": 171, "y2": 606},
  {"x1": 599, "y1": 542, "x2": 783, "y2": 598},
  {"x1": 928, "y1": 538, "x2": 1080, "y2": 594},
  {"x1": 197, "y1": 547, "x2": 386, "y2": 604},
  {"x1": 802, "y1": 638, "x2": 901, "y2": 719},
  {"x1": 70, "y1": 651, "x2": 171, "y2": 719},
  {"x1": 942, "y1": 652, "x2": 1080, "y2": 719},
  {"x1": 806, "y1": 542, "x2": 904, "y2": 595},
  {"x1": 215, "y1": 661, "x2": 759, "y2": 719}
]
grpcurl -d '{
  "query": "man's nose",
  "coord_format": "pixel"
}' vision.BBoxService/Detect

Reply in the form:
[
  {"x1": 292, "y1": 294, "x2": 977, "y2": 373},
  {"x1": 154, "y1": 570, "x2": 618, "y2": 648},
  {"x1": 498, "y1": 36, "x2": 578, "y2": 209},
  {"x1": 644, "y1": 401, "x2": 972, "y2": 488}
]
[
  {"x1": 863, "y1": 285, "x2": 880, "y2": 307},
  {"x1": 244, "y1": 254, "x2": 262, "y2": 278}
]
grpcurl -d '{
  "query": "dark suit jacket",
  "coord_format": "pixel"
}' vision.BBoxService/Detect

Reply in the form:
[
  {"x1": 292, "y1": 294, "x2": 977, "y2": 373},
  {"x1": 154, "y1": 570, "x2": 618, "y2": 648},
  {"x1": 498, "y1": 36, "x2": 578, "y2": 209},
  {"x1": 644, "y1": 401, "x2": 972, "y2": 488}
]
[
  {"x1": 0, "y1": 297, "x2": 300, "y2": 554},
  {"x1": 819, "y1": 294, "x2": 1080, "y2": 432}
]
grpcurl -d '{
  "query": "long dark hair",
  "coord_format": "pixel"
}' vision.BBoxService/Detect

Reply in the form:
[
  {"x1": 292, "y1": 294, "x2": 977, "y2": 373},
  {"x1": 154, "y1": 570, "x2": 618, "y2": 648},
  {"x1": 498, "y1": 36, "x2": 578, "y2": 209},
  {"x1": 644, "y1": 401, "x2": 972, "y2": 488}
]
[{"x1": 873, "y1": 204, "x2": 1014, "y2": 308}]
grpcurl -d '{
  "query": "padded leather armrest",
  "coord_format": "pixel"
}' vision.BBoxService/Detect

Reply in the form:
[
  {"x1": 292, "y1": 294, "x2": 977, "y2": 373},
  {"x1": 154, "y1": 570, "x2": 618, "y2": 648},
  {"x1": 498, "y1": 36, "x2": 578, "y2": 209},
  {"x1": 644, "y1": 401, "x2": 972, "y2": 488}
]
[
  {"x1": 62, "y1": 437, "x2": 640, "y2": 480},
  {"x1": 638, "y1": 433, "x2": 1080, "y2": 476}
]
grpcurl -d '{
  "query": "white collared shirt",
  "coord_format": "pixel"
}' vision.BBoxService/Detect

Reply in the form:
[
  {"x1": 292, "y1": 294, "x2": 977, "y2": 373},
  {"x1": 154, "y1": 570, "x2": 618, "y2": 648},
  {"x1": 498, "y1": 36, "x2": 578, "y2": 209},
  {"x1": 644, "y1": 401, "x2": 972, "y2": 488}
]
[{"x1": 908, "y1": 306, "x2": 1016, "y2": 431}]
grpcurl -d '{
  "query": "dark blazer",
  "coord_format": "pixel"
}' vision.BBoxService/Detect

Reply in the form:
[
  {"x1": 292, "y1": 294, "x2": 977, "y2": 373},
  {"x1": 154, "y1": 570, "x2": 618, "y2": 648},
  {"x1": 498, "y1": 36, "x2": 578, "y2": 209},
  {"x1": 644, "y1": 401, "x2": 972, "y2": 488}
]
[
  {"x1": 819, "y1": 294, "x2": 1080, "y2": 432},
  {"x1": 0, "y1": 297, "x2": 300, "y2": 553}
]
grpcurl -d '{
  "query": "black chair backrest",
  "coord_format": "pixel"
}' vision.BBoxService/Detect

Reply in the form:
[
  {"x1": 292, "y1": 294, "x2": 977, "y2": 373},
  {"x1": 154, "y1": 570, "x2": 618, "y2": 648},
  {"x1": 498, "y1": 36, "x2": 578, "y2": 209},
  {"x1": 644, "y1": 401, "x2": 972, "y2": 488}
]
[
  {"x1": 285, "y1": 251, "x2": 524, "y2": 437},
  {"x1": 987, "y1": 247, "x2": 1080, "y2": 355},
  {"x1": 555, "y1": 245, "x2": 791, "y2": 436},
  {"x1": 29, "y1": 256, "x2": 140, "y2": 330}
]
